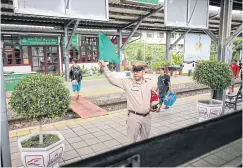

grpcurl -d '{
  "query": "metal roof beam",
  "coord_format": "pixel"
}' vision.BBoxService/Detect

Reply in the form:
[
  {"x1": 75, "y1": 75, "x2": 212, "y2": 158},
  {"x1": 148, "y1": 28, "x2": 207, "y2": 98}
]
[
  {"x1": 1, "y1": 31, "x2": 62, "y2": 36},
  {"x1": 66, "y1": 19, "x2": 75, "y2": 27},
  {"x1": 204, "y1": 29, "x2": 219, "y2": 45},
  {"x1": 120, "y1": 19, "x2": 142, "y2": 50},
  {"x1": 66, "y1": 19, "x2": 80, "y2": 50},
  {"x1": 226, "y1": 24, "x2": 242, "y2": 46},
  {"x1": 169, "y1": 29, "x2": 191, "y2": 50},
  {"x1": 121, "y1": 6, "x2": 163, "y2": 30}
]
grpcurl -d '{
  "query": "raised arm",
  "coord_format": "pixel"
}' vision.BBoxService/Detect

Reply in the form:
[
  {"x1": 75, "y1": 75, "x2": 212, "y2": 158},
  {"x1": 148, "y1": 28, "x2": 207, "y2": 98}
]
[{"x1": 99, "y1": 61, "x2": 126, "y2": 90}]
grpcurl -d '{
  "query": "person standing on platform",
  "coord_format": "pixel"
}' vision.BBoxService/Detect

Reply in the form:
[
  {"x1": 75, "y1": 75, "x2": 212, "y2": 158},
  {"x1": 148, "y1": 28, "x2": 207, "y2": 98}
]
[
  {"x1": 69, "y1": 58, "x2": 82, "y2": 100},
  {"x1": 157, "y1": 68, "x2": 171, "y2": 112},
  {"x1": 229, "y1": 59, "x2": 240, "y2": 93},
  {"x1": 239, "y1": 59, "x2": 242, "y2": 80},
  {"x1": 99, "y1": 60, "x2": 156, "y2": 143}
]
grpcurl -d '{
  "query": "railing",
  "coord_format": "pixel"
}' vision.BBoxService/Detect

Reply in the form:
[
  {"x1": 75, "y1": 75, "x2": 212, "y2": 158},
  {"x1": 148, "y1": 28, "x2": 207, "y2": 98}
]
[{"x1": 63, "y1": 110, "x2": 242, "y2": 167}]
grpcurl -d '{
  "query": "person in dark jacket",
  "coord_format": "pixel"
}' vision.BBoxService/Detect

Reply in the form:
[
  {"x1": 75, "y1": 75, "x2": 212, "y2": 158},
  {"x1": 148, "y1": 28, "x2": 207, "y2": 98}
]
[
  {"x1": 157, "y1": 68, "x2": 171, "y2": 112},
  {"x1": 239, "y1": 59, "x2": 242, "y2": 80},
  {"x1": 69, "y1": 58, "x2": 82, "y2": 100}
]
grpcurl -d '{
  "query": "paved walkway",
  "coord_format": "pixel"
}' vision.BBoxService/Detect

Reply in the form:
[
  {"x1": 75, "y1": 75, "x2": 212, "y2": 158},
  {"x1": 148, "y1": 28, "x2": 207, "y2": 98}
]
[
  {"x1": 69, "y1": 75, "x2": 193, "y2": 97},
  {"x1": 8, "y1": 93, "x2": 242, "y2": 167}
]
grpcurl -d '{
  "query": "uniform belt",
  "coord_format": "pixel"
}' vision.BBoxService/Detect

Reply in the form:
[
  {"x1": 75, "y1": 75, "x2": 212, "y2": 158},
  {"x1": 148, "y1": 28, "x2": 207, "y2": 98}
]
[{"x1": 128, "y1": 110, "x2": 150, "y2": 117}]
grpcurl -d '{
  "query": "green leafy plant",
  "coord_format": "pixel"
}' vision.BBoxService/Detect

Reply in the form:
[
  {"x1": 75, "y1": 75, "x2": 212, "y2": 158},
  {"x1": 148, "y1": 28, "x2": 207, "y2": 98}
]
[
  {"x1": 172, "y1": 54, "x2": 183, "y2": 65},
  {"x1": 152, "y1": 61, "x2": 170, "y2": 70},
  {"x1": 162, "y1": 61, "x2": 170, "y2": 66},
  {"x1": 136, "y1": 49, "x2": 143, "y2": 61},
  {"x1": 10, "y1": 74, "x2": 70, "y2": 145},
  {"x1": 91, "y1": 66, "x2": 99, "y2": 75},
  {"x1": 193, "y1": 60, "x2": 233, "y2": 104},
  {"x1": 152, "y1": 61, "x2": 163, "y2": 70},
  {"x1": 81, "y1": 65, "x2": 90, "y2": 74}
]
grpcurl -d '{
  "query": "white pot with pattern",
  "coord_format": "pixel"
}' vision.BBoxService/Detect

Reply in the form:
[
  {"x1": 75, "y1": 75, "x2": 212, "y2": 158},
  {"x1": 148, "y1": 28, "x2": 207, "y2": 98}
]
[
  {"x1": 18, "y1": 131, "x2": 65, "y2": 168},
  {"x1": 197, "y1": 99, "x2": 223, "y2": 122}
]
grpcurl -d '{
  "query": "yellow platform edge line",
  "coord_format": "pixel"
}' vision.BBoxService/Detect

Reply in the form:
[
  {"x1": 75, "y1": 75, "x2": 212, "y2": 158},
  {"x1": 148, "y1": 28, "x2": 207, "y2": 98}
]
[{"x1": 9, "y1": 110, "x2": 127, "y2": 138}]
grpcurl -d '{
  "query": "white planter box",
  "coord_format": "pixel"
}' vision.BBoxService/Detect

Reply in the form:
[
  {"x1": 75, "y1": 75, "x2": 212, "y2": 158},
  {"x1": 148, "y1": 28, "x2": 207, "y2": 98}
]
[
  {"x1": 197, "y1": 99, "x2": 223, "y2": 122},
  {"x1": 18, "y1": 131, "x2": 65, "y2": 167}
]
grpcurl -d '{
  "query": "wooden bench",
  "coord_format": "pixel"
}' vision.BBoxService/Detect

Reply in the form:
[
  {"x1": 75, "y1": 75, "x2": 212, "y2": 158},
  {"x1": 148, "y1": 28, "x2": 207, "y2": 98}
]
[{"x1": 225, "y1": 84, "x2": 242, "y2": 110}]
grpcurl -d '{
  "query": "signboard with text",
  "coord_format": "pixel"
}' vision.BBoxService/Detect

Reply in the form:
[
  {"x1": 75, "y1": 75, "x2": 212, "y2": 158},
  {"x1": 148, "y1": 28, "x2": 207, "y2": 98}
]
[
  {"x1": 20, "y1": 36, "x2": 59, "y2": 46},
  {"x1": 4, "y1": 73, "x2": 36, "y2": 92}
]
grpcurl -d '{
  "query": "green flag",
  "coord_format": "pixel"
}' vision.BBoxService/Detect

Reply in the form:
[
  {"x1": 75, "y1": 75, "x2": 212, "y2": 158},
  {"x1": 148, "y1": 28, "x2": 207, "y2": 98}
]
[{"x1": 98, "y1": 33, "x2": 120, "y2": 63}]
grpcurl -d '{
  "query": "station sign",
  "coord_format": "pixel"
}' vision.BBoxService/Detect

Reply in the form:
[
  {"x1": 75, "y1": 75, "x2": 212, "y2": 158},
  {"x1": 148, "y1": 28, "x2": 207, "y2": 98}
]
[{"x1": 19, "y1": 36, "x2": 59, "y2": 46}]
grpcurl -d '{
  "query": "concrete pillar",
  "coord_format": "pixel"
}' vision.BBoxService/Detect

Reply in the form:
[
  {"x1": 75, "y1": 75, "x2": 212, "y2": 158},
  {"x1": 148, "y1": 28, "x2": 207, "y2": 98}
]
[
  {"x1": 117, "y1": 30, "x2": 122, "y2": 72},
  {"x1": 0, "y1": 42, "x2": 12, "y2": 167},
  {"x1": 64, "y1": 27, "x2": 69, "y2": 81},
  {"x1": 217, "y1": 0, "x2": 233, "y2": 62},
  {"x1": 214, "y1": 0, "x2": 233, "y2": 105},
  {"x1": 165, "y1": 31, "x2": 171, "y2": 61}
]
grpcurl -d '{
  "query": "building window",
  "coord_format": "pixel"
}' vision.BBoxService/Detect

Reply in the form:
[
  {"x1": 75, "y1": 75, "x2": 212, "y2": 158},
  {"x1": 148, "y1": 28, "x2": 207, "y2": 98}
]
[
  {"x1": 157, "y1": 32, "x2": 164, "y2": 38},
  {"x1": 80, "y1": 37, "x2": 98, "y2": 63},
  {"x1": 69, "y1": 47, "x2": 79, "y2": 63},
  {"x1": 22, "y1": 46, "x2": 29, "y2": 64},
  {"x1": 146, "y1": 32, "x2": 153, "y2": 38},
  {"x1": 3, "y1": 43, "x2": 28, "y2": 66},
  {"x1": 64, "y1": 36, "x2": 99, "y2": 64}
]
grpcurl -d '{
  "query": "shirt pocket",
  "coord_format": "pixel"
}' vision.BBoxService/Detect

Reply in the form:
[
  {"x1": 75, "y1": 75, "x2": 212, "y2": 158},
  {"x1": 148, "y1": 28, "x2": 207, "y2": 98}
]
[{"x1": 131, "y1": 85, "x2": 140, "y2": 91}]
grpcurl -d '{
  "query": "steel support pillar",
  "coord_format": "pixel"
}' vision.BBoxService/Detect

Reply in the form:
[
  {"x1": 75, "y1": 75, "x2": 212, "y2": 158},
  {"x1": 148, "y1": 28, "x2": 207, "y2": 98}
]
[
  {"x1": 217, "y1": 0, "x2": 233, "y2": 62},
  {"x1": 64, "y1": 19, "x2": 80, "y2": 81},
  {"x1": 214, "y1": 0, "x2": 233, "y2": 112},
  {"x1": 165, "y1": 31, "x2": 171, "y2": 61},
  {"x1": 117, "y1": 30, "x2": 122, "y2": 72},
  {"x1": 170, "y1": 29, "x2": 191, "y2": 50},
  {"x1": 64, "y1": 27, "x2": 69, "y2": 81},
  {"x1": 0, "y1": 42, "x2": 12, "y2": 167}
]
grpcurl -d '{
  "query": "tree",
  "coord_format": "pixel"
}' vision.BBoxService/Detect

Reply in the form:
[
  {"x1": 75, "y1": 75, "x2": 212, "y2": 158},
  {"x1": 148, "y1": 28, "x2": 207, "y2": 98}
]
[
  {"x1": 136, "y1": 48, "x2": 143, "y2": 61},
  {"x1": 171, "y1": 53, "x2": 183, "y2": 65},
  {"x1": 124, "y1": 39, "x2": 165, "y2": 62},
  {"x1": 210, "y1": 42, "x2": 217, "y2": 61},
  {"x1": 209, "y1": 38, "x2": 242, "y2": 61},
  {"x1": 232, "y1": 37, "x2": 242, "y2": 61},
  {"x1": 10, "y1": 74, "x2": 70, "y2": 145}
]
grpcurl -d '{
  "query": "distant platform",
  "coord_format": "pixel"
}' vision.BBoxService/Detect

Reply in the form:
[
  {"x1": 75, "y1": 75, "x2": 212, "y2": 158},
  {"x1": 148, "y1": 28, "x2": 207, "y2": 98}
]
[{"x1": 70, "y1": 96, "x2": 108, "y2": 119}]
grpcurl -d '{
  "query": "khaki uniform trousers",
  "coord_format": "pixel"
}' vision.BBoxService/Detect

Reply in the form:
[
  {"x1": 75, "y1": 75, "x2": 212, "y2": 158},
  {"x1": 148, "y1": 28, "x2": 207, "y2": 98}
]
[{"x1": 126, "y1": 112, "x2": 151, "y2": 143}]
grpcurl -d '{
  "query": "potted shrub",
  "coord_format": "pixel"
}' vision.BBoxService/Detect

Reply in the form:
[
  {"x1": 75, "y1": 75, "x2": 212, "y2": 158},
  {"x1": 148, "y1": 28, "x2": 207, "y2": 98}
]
[
  {"x1": 10, "y1": 74, "x2": 70, "y2": 167},
  {"x1": 172, "y1": 54, "x2": 183, "y2": 75},
  {"x1": 193, "y1": 60, "x2": 233, "y2": 122}
]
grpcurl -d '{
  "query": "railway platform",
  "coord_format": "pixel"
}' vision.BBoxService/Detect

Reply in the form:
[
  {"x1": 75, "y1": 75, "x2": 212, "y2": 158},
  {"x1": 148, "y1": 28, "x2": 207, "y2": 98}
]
[{"x1": 8, "y1": 93, "x2": 242, "y2": 167}]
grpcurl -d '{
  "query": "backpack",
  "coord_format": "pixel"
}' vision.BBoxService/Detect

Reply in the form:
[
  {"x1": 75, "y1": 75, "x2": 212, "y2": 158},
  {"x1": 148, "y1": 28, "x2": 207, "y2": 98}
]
[{"x1": 72, "y1": 66, "x2": 82, "y2": 82}]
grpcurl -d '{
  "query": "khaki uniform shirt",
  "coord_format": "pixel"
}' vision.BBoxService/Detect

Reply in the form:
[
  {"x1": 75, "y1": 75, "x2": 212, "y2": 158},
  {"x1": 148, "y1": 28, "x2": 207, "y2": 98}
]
[{"x1": 103, "y1": 67, "x2": 153, "y2": 114}]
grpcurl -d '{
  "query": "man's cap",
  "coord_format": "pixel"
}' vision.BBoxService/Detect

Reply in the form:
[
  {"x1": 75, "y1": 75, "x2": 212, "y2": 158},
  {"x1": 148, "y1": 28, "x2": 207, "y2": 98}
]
[{"x1": 132, "y1": 61, "x2": 147, "y2": 67}]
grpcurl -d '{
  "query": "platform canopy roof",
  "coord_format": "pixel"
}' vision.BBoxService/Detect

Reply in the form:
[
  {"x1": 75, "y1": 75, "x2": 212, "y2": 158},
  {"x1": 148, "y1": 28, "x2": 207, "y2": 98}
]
[{"x1": 1, "y1": 0, "x2": 242, "y2": 35}]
